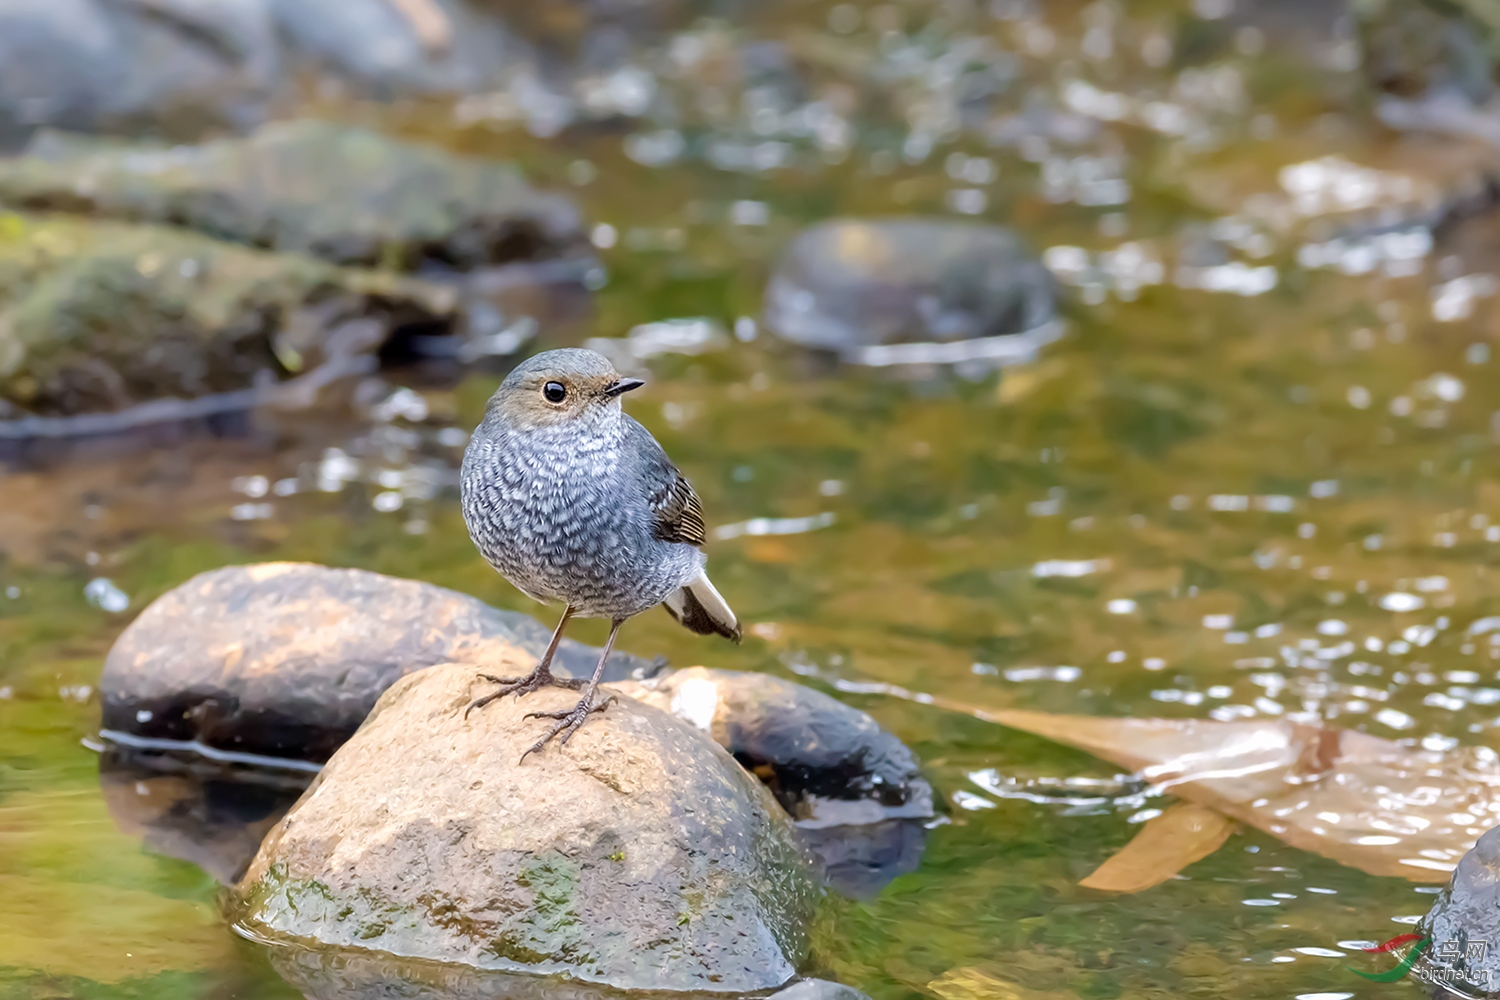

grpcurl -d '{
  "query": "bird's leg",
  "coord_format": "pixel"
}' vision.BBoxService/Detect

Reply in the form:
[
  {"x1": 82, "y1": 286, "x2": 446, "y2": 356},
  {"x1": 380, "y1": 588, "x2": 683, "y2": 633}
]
[
  {"x1": 520, "y1": 618, "x2": 623, "y2": 761},
  {"x1": 465, "y1": 605, "x2": 584, "y2": 718}
]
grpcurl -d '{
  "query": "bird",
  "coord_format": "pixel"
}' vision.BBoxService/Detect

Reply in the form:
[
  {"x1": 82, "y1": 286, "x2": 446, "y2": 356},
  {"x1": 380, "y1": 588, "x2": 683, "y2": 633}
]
[{"x1": 459, "y1": 347, "x2": 741, "y2": 760}]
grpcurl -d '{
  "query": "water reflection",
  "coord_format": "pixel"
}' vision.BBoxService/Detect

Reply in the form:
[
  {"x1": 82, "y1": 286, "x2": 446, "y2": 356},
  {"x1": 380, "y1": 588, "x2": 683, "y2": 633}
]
[{"x1": 99, "y1": 747, "x2": 308, "y2": 886}]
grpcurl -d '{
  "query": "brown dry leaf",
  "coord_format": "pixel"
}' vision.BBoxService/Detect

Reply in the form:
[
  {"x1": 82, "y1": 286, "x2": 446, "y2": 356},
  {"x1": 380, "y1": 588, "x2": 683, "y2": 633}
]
[
  {"x1": 925, "y1": 695, "x2": 1500, "y2": 882},
  {"x1": 1079, "y1": 801, "x2": 1236, "y2": 893}
]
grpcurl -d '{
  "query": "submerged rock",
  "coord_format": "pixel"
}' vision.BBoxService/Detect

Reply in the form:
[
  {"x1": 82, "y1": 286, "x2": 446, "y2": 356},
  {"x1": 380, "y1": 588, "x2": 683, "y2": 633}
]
[
  {"x1": 0, "y1": 212, "x2": 457, "y2": 420},
  {"x1": 231, "y1": 662, "x2": 820, "y2": 991},
  {"x1": 264, "y1": 947, "x2": 872, "y2": 1000},
  {"x1": 763, "y1": 218, "x2": 1057, "y2": 365},
  {"x1": 99, "y1": 562, "x2": 660, "y2": 763},
  {"x1": 0, "y1": 122, "x2": 586, "y2": 270},
  {"x1": 1419, "y1": 824, "x2": 1500, "y2": 998}
]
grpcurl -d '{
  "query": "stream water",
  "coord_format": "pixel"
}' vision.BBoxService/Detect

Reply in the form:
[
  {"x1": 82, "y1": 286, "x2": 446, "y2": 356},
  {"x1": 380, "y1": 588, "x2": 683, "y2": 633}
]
[{"x1": 5, "y1": 0, "x2": 1500, "y2": 996}]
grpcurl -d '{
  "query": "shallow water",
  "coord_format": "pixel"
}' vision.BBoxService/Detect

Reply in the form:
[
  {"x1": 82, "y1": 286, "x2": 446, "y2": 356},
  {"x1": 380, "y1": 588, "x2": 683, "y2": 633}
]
[{"x1": 6, "y1": 0, "x2": 1500, "y2": 996}]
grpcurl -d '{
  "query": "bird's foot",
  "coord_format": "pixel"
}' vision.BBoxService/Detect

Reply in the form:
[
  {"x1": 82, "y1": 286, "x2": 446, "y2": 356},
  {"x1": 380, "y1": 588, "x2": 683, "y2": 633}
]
[
  {"x1": 465, "y1": 666, "x2": 584, "y2": 718},
  {"x1": 519, "y1": 693, "x2": 617, "y2": 762}
]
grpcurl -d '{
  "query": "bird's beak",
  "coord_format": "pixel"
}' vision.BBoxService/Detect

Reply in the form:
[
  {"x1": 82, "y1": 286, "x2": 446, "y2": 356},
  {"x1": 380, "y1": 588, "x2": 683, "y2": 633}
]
[{"x1": 605, "y1": 378, "x2": 646, "y2": 397}]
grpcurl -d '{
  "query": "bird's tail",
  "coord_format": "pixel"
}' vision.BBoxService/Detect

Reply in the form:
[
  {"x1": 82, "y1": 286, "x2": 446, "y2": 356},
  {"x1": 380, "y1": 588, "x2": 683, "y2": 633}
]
[{"x1": 663, "y1": 572, "x2": 741, "y2": 643}]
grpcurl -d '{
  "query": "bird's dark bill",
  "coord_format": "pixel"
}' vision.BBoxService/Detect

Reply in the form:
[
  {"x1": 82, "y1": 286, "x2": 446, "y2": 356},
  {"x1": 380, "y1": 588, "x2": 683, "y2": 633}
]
[{"x1": 606, "y1": 378, "x2": 646, "y2": 396}]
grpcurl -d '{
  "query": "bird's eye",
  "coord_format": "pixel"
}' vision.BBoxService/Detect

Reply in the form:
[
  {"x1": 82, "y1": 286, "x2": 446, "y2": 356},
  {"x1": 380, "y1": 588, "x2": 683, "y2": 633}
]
[{"x1": 543, "y1": 381, "x2": 567, "y2": 403}]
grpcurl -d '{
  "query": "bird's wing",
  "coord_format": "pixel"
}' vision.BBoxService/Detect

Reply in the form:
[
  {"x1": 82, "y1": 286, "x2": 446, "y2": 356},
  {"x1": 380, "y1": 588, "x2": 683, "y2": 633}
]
[{"x1": 624, "y1": 416, "x2": 707, "y2": 547}]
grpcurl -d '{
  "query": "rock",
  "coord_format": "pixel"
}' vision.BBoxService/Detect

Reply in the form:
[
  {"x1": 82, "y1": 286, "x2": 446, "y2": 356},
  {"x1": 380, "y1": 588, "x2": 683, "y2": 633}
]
[
  {"x1": 1418, "y1": 824, "x2": 1500, "y2": 998},
  {"x1": 617, "y1": 666, "x2": 932, "y2": 826},
  {"x1": 769, "y1": 980, "x2": 875, "y2": 1000},
  {"x1": 0, "y1": 0, "x2": 274, "y2": 141},
  {"x1": 618, "y1": 666, "x2": 933, "y2": 897},
  {"x1": 0, "y1": 212, "x2": 458, "y2": 420},
  {"x1": 0, "y1": 122, "x2": 587, "y2": 270},
  {"x1": 230, "y1": 662, "x2": 821, "y2": 990},
  {"x1": 1355, "y1": 0, "x2": 1499, "y2": 102},
  {"x1": 763, "y1": 218, "x2": 1058, "y2": 365},
  {"x1": 0, "y1": 0, "x2": 685, "y2": 137},
  {"x1": 99, "y1": 562, "x2": 661, "y2": 763}
]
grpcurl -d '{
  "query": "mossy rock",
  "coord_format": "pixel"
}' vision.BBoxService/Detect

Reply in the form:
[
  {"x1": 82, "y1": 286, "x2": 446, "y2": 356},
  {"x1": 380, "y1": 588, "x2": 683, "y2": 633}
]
[
  {"x1": 0, "y1": 211, "x2": 454, "y2": 417},
  {"x1": 0, "y1": 121, "x2": 586, "y2": 270},
  {"x1": 230, "y1": 662, "x2": 821, "y2": 991}
]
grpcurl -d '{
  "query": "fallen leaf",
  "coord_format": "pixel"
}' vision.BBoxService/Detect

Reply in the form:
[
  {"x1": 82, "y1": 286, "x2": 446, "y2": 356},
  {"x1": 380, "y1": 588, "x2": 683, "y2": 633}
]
[
  {"x1": 919, "y1": 694, "x2": 1500, "y2": 882},
  {"x1": 928, "y1": 965, "x2": 1071, "y2": 1000},
  {"x1": 1079, "y1": 801, "x2": 1236, "y2": 892}
]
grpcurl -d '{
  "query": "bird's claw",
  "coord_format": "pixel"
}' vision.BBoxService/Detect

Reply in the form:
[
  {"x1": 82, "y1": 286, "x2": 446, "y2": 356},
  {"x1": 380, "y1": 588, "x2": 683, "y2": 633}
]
[
  {"x1": 519, "y1": 694, "x2": 616, "y2": 762},
  {"x1": 465, "y1": 668, "x2": 584, "y2": 718}
]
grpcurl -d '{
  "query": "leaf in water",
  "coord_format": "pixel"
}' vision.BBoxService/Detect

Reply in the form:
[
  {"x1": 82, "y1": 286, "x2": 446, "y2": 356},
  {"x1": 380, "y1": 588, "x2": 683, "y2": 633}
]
[
  {"x1": 1079, "y1": 801, "x2": 1236, "y2": 893},
  {"x1": 923, "y1": 696, "x2": 1500, "y2": 882},
  {"x1": 928, "y1": 965, "x2": 1071, "y2": 1000},
  {"x1": 0, "y1": 872, "x2": 229, "y2": 982}
]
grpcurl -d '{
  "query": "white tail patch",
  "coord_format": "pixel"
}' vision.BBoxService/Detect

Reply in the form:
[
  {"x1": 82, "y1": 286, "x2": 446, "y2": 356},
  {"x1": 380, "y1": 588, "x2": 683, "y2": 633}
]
[{"x1": 663, "y1": 572, "x2": 741, "y2": 641}]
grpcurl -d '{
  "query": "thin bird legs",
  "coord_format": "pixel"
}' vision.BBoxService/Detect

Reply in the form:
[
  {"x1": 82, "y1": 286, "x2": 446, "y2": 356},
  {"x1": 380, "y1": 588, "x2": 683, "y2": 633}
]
[
  {"x1": 465, "y1": 605, "x2": 583, "y2": 718},
  {"x1": 519, "y1": 618, "x2": 622, "y2": 762}
]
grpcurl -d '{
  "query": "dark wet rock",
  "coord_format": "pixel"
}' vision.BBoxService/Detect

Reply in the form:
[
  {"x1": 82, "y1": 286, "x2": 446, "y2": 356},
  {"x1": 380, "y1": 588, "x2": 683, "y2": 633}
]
[
  {"x1": 798, "y1": 818, "x2": 927, "y2": 900},
  {"x1": 230, "y1": 662, "x2": 821, "y2": 990},
  {"x1": 0, "y1": 212, "x2": 458, "y2": 419},
  {"x1": 763, "y1": 218, "x2": 1057, "y2": 365},
  {"x1": 1418, "y1": 824, "x2": 1500, "y2": 998},
  {"x1": 616, "y1": 666, "x2": 933, "y2": 827},
  {"x1": 617, "y1": 667, "x2": 933, "y2": 897},
  {"x1": 0, "y1": 122, "x2": 587, "y2": 270},
  {"x1": 99, "y1": 562, "x2": 661, "y2": 764}
]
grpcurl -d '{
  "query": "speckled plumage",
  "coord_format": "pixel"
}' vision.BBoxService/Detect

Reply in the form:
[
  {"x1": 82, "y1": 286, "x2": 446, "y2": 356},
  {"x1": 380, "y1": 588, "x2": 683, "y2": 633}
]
[
  {"x1": 460, "y1": 349, "x2": 739, "y2": 758},
  {"x1": 461, "y1": 365, "x2": 704, "y2": 620}
]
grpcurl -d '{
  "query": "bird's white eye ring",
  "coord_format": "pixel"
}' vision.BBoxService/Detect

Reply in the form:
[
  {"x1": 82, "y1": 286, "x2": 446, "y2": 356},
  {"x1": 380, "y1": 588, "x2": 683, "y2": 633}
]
[{"x1": 543, "y1": 381, "x2": 567, "y2": 403}]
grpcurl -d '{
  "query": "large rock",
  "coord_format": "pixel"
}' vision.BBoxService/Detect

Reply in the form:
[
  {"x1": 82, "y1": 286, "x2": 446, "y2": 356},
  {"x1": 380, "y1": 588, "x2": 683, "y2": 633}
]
[
  {"x1": 0, "y1": 212, "x2": 457, "y2": 420},
  {"x1": 0, "y1": 123, "x2": 586, "y2": 270},
  {"x1": 230, "y1": 662, "x2": 821, "y2": 990},
  {"x1": 763, "y1": 218, "x2": 1058, "y2": 365},
  {"x1": 99, "y1": 563, "x2": 660, "y2": 763},
  {"x1": 1418, "y1": 824, "x2": 1500, "y2": 998}
]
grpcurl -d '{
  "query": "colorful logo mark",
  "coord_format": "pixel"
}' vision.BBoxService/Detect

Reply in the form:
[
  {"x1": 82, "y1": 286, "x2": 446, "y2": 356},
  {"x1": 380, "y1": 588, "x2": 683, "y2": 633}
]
[{"x1": 1346, "y1": 933, "x2": 1430, "y2": 983}]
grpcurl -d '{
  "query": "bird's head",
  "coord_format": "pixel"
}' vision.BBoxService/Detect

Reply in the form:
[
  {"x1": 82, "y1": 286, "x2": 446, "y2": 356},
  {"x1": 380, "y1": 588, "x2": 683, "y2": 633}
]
[{"x1": 484, "y1": 348, "x2": 644, "y2": 430}]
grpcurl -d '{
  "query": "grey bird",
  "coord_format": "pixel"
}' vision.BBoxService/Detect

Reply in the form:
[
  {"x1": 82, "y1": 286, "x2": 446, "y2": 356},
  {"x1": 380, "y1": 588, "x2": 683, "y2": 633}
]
[{"x1": 460, "y1": 348, "x2": 741, "y2": 758}]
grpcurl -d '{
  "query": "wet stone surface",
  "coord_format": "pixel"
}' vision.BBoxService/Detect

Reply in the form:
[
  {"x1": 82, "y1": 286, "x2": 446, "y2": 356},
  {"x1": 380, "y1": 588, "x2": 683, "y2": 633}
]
[
  {"x1": 231, "y1": 662, "x2": 821, "y2": 991},
  {"x1": 99, "y1": 562, "x2": 660, "y2": 763},
  {"x1": 1420, "y1": 824, "x2": 1500, "y2": 998},
  {"x1": 762, "y1": 218, "x2": 1057, "y2": 363},
  {"x1": 619, "y1": 667, "x2": 933, "y2": 825}
]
